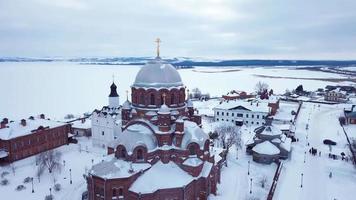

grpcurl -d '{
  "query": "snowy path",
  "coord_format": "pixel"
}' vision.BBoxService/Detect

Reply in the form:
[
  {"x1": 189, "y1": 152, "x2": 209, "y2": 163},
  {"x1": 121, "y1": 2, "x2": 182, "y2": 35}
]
[{"x1": 274, "y1": 103, "x2": 356, "y2": 200}]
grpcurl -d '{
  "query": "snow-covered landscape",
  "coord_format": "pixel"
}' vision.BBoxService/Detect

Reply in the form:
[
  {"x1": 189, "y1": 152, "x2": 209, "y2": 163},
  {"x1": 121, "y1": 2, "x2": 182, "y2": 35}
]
[
  {"x1": 2, "y1": 1, "x2": 356, "y2": 200},
  {"x1": 1, "y1": 61, "x2": 356, "y2": 200}
]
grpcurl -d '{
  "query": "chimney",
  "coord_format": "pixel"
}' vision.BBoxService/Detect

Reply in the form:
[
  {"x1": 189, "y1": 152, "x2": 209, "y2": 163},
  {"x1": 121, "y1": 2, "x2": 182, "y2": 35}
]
[
  {"x1": 81, "y1": 118, "x2": 85, "y2": 123},
  {"x1": 20, "y1": 119, "x2": 27, "y2": 126},
  {"x1": 28, "y1": 116, "x2": 35, "y2": 120},
  {"x1": 40, "y1": 114, "x2": 45, "y2": 119},
  {"x1": 0, "y1": 121, "x2": 6, "y2": 129},
  {"x1": 2, "y1": 118, "x2": 9, "y2": 124}
]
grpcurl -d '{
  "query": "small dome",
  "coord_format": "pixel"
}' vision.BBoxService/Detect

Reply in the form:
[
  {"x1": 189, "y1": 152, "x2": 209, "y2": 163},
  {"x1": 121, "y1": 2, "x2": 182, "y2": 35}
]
[
  {"x1": 158, "y1": 104, "x2": 170, "y2": 114},
  {"x1": 181, "y1": 121, "x2": 209, "y2": 149},
  {"x1": 122, "y1": 100, "x2": 131, "y2": 110},
  {"x1": 133, "y1": 58, "x2": 183, "y2": 88},
  {"x1": 187, "y1": 99, "x2": 193, "y2": 108}
]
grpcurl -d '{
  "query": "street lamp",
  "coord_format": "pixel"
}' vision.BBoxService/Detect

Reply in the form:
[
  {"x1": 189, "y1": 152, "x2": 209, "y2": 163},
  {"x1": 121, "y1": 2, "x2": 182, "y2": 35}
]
[
  {"x1": 69, "y1": 168, "x2": 72, "y2": 184},
  {"x1": 49, "y1": 188, "x2": 52, "y2": 196},
  {"x1": 31, "y1": 177, "x2": 34, "y2": 193},
  {"x1": 250, "y1": 178, "x2": 253, "y2": 194},
  {"x1": 248, "y1": 160, "x2": 250, "y2": 175},
  {"x1": 300, "y1": 173, "x2": 303, "y2": 188},
  {"x1": 304, "y1": 151, "x2": 306, "y2": 163},
  {"x1": 63, "y1": 160, "x2": 66, "y2": 167}
]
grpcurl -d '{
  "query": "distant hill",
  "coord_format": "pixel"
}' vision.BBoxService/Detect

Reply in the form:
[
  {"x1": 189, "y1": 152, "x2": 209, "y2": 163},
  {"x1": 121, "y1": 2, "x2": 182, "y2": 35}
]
[{"x1": 1, "y1": 57, "x2": 356, "y2": 67}]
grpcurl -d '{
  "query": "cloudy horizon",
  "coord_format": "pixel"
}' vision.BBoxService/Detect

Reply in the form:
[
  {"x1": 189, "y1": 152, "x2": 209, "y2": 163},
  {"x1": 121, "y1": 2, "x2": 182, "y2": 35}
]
[{"x1": 1, "y1": 0, "x2": 356, "y2": 60}]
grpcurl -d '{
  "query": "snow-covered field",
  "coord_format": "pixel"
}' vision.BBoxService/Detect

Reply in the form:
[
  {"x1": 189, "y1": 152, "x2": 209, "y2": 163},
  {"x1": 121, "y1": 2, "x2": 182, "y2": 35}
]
[{"x1": 0, "y1": 62, "x2": 352, "y2": 120}]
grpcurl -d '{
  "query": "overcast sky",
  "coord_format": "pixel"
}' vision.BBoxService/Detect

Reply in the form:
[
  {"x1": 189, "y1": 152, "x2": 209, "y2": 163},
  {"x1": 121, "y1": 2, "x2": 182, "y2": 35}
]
[{"x1": 1, "y1": 0, "x2": 356, "y2": 59}]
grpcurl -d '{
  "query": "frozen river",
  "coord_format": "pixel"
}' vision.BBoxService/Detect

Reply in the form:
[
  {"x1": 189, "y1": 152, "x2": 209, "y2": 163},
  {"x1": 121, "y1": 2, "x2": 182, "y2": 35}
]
[{"x1": 0, "y1": 62, "x2": 349, "y2": 120}]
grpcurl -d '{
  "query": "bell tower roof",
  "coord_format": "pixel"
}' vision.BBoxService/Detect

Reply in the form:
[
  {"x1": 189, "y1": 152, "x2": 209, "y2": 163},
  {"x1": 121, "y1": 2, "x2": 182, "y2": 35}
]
[{"x1": 109, "y1": 82, "x2": 119, "y2": 97}]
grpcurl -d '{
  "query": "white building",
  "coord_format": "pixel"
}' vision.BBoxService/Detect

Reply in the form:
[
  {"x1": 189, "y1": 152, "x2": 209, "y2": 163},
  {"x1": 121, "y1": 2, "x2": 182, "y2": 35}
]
[
  {"x1": 213, "y1": 100, "x2": 271, "y2": 126},
  {"x1": 91, "y1": 82, "x2": 122, "y2": 147}
]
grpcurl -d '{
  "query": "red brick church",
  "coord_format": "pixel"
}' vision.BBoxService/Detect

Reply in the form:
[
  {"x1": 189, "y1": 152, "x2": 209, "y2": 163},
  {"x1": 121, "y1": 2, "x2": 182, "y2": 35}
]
[{"x1": 86, "y1": 41, "x2": 224, "y2": 200}]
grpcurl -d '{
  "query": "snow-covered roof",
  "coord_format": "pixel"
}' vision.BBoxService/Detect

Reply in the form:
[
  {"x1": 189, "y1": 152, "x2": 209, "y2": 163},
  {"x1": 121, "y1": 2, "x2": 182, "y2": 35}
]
[
  {"x1": 252, "y1": 141, "x2": 280, "y2": 155},
  {"x1": 214, "y1": 100, "x2": 270, "y2": 113},
  {"x1": 129, "y1": 161, "x2": 193, "y2": 194},
  {"x1": 280, "y1": 137, "x2": 292, "y2": 152},
  {"x1": 182, "y1": 156, "x2": 203, "y2": 167},
  {"x1": 0, "y1": 118, "x2": 67, "y2": 140},
  {"x1": 0, "y1": 149, "x2": 9, "y2": 158},
  {"x1": 109, "y1": 124, "x2": 157, "y2": 153},
  {"x1": 187, "y1": 99, "x2": 194, "y2": 107},
  {"x1": 122, "y1": 100, "x2": 131, "y2": 109},
  {"x1": 132, "y1": 58, "x2": 183, "y2": 88},
  {"x1": 254, "y1": 124, "x2": 282, "y2": 136},
  {"x1": 90, "y1": 158, "x2": 151, "y2": 179},
  {"x1": 181, "y1": 121, "x2": 209, "y2": 149},
  {"x1": 71, "y1": 119, "x2": 91, "y2": 129},
  {"x1": 158, "y1": 104, "x2": 170, "y2": 114}
]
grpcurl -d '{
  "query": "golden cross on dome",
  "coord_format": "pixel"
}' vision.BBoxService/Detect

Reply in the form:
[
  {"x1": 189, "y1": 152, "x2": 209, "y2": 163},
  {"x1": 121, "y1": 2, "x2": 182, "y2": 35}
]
[
  {"x1": 112, "y1": 74, "x2": 115, "y2": 83},
  {"x1": 155, "y1": 38, "x2": 161, "y2": 58}
]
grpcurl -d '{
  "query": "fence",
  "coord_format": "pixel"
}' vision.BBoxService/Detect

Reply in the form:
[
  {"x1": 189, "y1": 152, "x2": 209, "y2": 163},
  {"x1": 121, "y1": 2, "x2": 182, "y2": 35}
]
[{"x1": 267, "y1": 161, "x2": 283, "y2": 200}]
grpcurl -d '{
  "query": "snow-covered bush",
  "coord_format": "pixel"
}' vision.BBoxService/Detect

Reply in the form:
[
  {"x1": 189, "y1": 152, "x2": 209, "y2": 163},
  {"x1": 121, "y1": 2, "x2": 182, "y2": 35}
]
[
  {"x1": 0, "y1": 179, "x2": 9, "y2": 186},
  {"x1": 45, "y1": 195, "x2": 53, "y2": 200},
  {"x1": 1, "y1": 171, "x2": 9, "y2": 178},
  {"x1": 259, "y1": 176, "x2": 268, "y2": 188},
  {"x1": 15, "y1": 184, "x2": 26, "y2": 191},
  {"x1": 54, "y1": 183, "x2": 61, "y2": 191},
  {"x1": 23, "y1": 177, "x2": 32, "y2": 184}
]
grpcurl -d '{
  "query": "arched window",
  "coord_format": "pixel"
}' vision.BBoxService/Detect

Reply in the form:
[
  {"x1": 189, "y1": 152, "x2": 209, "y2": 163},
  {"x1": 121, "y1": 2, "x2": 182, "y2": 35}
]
[
  {"x1": 171, "y1": 93, "x2": 175, "y2": 105},
  {"x1": 119, "y1": 188, "x2": 123, "y2": 196},
  {"x1": 120, "y1": 148, "x2": 126, "y2": 158},
  {"x1": 189, "y1": 145, "x2": 196, "y2": 155},
  {"x1": 140, "y1": 93, "x2": 145, "y2": 105},
  {"x1": 137, "y1": 149, "x2": 143, "y2": 160},
  {"x1": 150, "y1": 93, "x2": 155, "y2": 105},
  {"x1": 112, "y1": 188, "x2": 117, "y2": 197}
]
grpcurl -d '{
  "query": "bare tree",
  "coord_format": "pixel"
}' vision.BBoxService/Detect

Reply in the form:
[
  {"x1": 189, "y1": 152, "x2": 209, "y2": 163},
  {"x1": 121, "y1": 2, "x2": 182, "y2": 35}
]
[
  {"x1": 214, "y1": 122, "x2": 241, "y2": 151},
  {"x1": 36, "y1": 150, "x2": 62, "y2": 174},
  {"x1": 254, "y1": 81, "x2": 269, "y2": 95}
]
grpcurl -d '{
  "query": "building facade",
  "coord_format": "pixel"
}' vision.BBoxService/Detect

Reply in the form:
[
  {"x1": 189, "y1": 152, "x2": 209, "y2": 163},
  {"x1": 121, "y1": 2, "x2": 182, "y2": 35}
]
[
  {"x1": 0, "y1": 115, "x2": 71, "y2": 163},
  {"x1": 325, "y1": 88, "x2": 348, "y2": 102},
  {"x1": 213, "y1": 100, "x2": 272, "y2": 126},
  {"x1": 344, "y1": 105, "x2": 356, "y2": 124},
  {"x1": 91, "y1": 82, "x2": 122, "y2": 148},
  {"x1": 86, "y1": 53, "x2": 224, "y2": 200}
]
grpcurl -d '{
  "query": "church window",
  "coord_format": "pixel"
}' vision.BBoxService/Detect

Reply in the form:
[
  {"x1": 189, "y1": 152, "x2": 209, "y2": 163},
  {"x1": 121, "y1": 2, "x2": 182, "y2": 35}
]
[
  {"x1": 140, "y1": 93, "x2": 145, "y2": 105},
  {"x1": 112, "y1": 188, "x2": 117, "y2": 197},
  {"x1": 150, "y1": 93, "x2": 155, "y2": 105},
  {"x1": 222, "y1": 112, "x2": 224, "y2": 116},
  {"x1": 171, "y1": 93, "x2": 175, "y2": 104},
  {"x1": 227, "y1": 112, "x2": 229, "y2": 116},
  {"x1": 217, "y1": 111, "x2": 219, "y2": 116},
  {"x1": 102, "y1": 131, "x2": 104, "y2": 136},
  {"x1": 121, "y1": 148, "x2": 126, "y2": 158},
  {"x1": 137, "y1": 149, "x2": 143, "y2": 160},
  {"x1": 189, "y1": 145, "x2": 196, "y2": 155},
  {"x1": 232, "y1": 113, "x2": 234, "y2": 117}
]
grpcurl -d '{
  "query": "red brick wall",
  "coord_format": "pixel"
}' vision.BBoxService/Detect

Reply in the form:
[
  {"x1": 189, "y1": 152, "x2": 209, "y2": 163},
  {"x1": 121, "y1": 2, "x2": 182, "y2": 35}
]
[{"x1": 2, "y1": 124, "x2": 70, "y2": 163}]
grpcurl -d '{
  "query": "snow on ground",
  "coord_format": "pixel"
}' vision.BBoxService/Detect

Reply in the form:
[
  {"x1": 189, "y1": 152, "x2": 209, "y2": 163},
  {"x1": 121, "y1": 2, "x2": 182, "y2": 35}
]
[
  {"x1": 274, "y1": 103, "x2": 356, "y2": 200},
  {"x1": 274, "y1": 101, "x2": 300, "y2": 122},
  {"x1": 0, "y1": 137, "x2": 107, "y2": 200},
  {"x1": 0, "y1": 62, "x2": 350, "y2": 119},
  {"x1": 208, "y1": 145, "x2": 277, "y2": 200}
]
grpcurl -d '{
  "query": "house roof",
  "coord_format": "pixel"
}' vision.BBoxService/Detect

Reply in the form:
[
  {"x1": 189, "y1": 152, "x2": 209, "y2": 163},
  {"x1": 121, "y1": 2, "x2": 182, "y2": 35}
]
[{"x1": 213, "y1": 100, "x2": 270, "y2": 113}]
